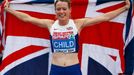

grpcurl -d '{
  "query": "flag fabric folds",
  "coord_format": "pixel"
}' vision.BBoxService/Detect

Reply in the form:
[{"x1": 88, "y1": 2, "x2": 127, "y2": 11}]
[
  {"x1": 0, "y1": 0, "x2": 132, "y2": 75},
  {"x1": 123, "y1": 0, "x2": 134, "y2": 74}
]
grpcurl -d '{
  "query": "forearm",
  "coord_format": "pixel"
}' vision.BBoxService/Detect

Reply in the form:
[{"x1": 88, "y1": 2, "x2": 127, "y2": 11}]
[{"x1": 103, "y1": 5, "x2": 128, "y2": 21}]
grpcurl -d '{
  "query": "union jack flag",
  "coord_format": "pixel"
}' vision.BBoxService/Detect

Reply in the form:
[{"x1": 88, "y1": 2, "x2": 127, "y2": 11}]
[{"x1": 0, "y1": 0, "x2": 131, "y2": 75}]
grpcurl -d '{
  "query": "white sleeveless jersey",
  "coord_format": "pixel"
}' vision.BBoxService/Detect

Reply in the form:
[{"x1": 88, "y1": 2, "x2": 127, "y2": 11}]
[{"x1": 49, "y1": 19, "x2": 79, "y2": 53}]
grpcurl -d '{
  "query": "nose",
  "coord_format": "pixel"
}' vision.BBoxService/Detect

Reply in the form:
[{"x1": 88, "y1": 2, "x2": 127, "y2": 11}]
[{"x1": 59, "y1": 9, "x2": 64, "y2": 13}]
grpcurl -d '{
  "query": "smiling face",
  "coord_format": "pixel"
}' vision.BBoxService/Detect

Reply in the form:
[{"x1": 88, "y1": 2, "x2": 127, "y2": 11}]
[{"x1": 55, "y1": 1, "x2": 71, "y2": 25}]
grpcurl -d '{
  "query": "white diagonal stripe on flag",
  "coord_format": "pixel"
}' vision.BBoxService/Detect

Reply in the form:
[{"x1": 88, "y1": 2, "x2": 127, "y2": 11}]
[{"x1": 3, "y1": 36, "x2": 50, "y2": 59}]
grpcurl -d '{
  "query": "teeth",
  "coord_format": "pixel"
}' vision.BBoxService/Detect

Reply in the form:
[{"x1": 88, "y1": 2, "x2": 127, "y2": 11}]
[{"x1": 59, "y1": 14, "x2": 65, "y2": 17}]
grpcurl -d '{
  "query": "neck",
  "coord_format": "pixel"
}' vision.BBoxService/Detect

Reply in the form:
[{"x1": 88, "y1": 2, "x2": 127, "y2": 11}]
[{"x1": 59, "y1": 19, "x2": 69, "y2": 26}]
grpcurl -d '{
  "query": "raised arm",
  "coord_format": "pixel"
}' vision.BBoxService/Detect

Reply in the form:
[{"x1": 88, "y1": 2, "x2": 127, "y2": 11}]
[
  {"x1": 4, "y1": 0, "x2": 54, "y2": 29},
  {"x1": 77, "y1": 0, "x2": 130, "y2": 29}
]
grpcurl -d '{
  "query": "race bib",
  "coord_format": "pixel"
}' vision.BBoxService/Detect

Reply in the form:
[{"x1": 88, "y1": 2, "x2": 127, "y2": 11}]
[{"x1": 52, "y1": 31, "x2": 76, "y2": 53}]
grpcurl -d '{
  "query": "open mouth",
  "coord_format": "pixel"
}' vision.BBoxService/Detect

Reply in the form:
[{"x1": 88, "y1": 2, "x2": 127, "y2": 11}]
[{"x1": 59, "y1": 14, "x2": 66, "y2": 18}]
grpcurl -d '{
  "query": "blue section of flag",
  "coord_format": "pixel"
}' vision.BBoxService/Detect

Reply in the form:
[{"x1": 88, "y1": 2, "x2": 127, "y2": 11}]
[
  {"x1": 96, "y1": 0, "x2": 122, "y2": 5},
  {"x1": 124, "y1": 38, "x2": 134, "y2": 74},
  {"x1": 4, "y1": 53, "x2": 49, "y2": 75},
  {"x1": 30, "y1": 0, "x2": 54, "y2": 3},
  {"x1": 88, "y1": 57, "x2": 112, "y2": 75},
  {"x1": 124, "y1": 0, "x2": 134, "y2": 74},
  {"x1": 125, "y1": 0, "x2": 133, "y2": 41},
  {"x1": 11, "y1": 0, "x2": 54, "y2": 3}
]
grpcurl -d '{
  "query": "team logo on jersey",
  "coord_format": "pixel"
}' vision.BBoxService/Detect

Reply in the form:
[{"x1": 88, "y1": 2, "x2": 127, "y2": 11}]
[
  {"x1": 54, "y1": 28, "x2": 58, "y2": 30},
  {"x1": 66, "y1": 27, "x2": 73, "y2": 30}
]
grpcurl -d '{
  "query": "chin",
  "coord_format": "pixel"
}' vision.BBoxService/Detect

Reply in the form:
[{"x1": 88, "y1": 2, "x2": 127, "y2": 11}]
[{"x1": 59, "y1": 18, "x2": 68, "y2": 21}]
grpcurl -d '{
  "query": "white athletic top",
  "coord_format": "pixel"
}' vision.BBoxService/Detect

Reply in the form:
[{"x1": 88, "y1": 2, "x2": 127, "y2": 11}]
[{"x1": 49, "y1": 19, "x2": 79, "y2": 53}]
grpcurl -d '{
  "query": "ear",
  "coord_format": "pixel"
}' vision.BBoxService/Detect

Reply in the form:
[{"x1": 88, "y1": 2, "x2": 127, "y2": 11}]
[{"x1": 69, "y1": 8, "x2": 72, "y2": 13}]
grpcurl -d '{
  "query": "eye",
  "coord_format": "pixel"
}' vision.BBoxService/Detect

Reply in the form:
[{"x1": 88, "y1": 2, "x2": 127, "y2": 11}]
[
  {"x1": 56, "y1": 8, "x2": 61, "y2": 11},
  {"x1": 63, "y1": 8, "x2": 67, "y2": 10}
]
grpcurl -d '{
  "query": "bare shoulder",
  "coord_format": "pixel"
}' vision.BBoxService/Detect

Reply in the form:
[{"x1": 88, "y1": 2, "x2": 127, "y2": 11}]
[
  {"x1": 73, "y1": 18, "x2": 82, "y2": 26},
  {"x1": 45, "y1": 19, "x2": 55, "y2": 29},
  {"x1": 74, "y1": 18, "x2": 92, "y2": 29},
  {"x1": 74, "y1": 18, "x2": 92, "y2": 25},
  {"x1": 42, "y1": 19, "x2": 55, "y2": 25},
  {"x1": 74, "y1": 18, "x2": 84, "y2": 24},
  {"x1": 35, "y1": 18, "x2": 54, "y2": 29},
  {"x1": 73, "y1": 18, "x2": 85, "y2": 31}
]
